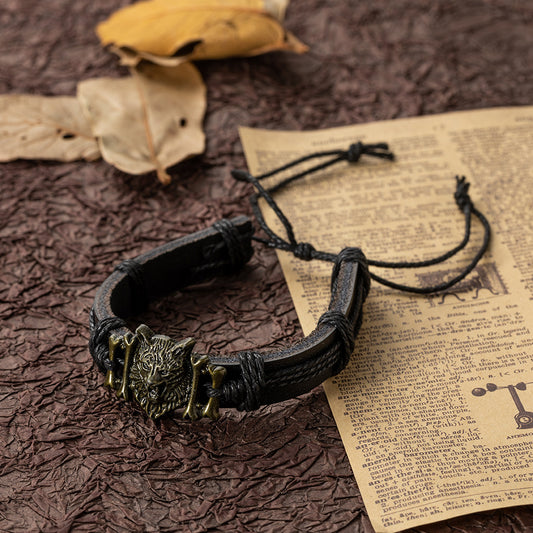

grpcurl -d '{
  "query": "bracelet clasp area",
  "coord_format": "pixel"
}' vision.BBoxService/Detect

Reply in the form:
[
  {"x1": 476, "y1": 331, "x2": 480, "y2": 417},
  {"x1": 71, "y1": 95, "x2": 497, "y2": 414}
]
[{"x1": 104, "y1": 324, "x2": 226, "y2": 420}]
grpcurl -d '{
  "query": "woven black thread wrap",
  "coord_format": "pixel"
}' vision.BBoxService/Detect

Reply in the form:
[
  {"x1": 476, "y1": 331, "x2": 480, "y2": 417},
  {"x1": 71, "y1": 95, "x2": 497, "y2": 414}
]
[
  {"x1": 193, "y1": 218, "x2": 254, "y2": 281},
  {"x1": 212, "y1": 218, "x2": 250, "y2": 270},
  {"x1": 332, "y1": 248, "x2": 370, "y2": 296},
  {"x1": 317, "y1": 311, "x2": 355, "y2": 373},
  {"x1": 237, "y1": 351, "x2": 266, "y2": 411},
  {"x1": 208, "y1": 246, "x2": 370, "y2": 409},
  {"x1": 89, "y1": 307, "x2": 127, "y2": 373},
  {"x1": 206, "y1": 352, "x2": 265, "y2": 411}
]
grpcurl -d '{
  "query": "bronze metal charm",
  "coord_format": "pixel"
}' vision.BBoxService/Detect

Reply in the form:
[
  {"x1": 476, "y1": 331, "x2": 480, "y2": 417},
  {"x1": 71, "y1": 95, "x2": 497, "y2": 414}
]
[{"x1": 105, "y1": 324, "x2": 226, "y2": 420}]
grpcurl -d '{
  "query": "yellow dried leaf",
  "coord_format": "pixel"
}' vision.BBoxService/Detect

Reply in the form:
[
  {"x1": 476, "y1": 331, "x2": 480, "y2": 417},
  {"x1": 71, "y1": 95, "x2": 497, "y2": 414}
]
[
  {"x1": 0, "y1": 95, "x2": 99, "y2": 162},
  {"x1": 77, "y1": 62, "x2": 206, "y2": 185},
  {"x1": 96, "y1": 0, "x2": 308, "y2": 63}
]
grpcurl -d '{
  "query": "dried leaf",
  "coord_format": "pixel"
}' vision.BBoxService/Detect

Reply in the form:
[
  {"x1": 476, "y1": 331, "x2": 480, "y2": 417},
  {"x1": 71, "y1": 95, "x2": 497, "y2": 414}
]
[
  {"x1": 0, "y1": 95, "x2": 100, "y2": 162},
  {"x1": 77, "y1": 62, "x2": 206, "y2": 185},
  {"x1": 97, "y1": 0, "x2": 308, "y2": 66},
  {"x1": 262, "y1": 0, "x2": 289, "y2": 22}
]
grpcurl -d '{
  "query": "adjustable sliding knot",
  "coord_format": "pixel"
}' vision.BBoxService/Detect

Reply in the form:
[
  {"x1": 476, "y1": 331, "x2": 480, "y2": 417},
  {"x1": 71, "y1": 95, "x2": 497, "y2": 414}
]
[
  {"x1": 213, "y1": 218, "x2": 250, "y2": 269},
  {"x1": 346, "y1": 142, "x2": 363, "y2": 162},
  {"x1": 345, "y1": 142, "x2": 395, "y2": 163},
  {"x1": 454, "y1": 176, "x2": 473, "y2": 212},
  {"x1": 88, "y1": 310, "x2": 127, "y2": 372},
  {"x1": 293, "y1": 241, "x2": 316, "y2": 261},
  {"x1": 115, "y1": 259, "x2": 147, "y2": 313},
  {"x1": 318, "y1": 310, "x2": 355, "y2": 373}
]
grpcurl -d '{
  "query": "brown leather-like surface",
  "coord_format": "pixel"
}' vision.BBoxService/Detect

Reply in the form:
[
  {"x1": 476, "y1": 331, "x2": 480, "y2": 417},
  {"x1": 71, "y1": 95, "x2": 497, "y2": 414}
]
[{"x1": 1, "y1": 1, "x2": 533, "y2": 531}]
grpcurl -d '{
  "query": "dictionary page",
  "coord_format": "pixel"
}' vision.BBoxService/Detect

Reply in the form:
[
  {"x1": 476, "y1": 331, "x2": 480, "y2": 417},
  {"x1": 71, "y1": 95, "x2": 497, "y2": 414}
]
[{"x1": 240, "y1": 106, "x2": 533, "y2": 532}]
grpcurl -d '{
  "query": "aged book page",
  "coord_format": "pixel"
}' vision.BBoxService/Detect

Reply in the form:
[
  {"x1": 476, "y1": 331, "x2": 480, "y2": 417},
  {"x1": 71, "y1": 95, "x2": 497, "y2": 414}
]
[{"x1": 239, "y1": 106, "x2": 533, "y2": 532}]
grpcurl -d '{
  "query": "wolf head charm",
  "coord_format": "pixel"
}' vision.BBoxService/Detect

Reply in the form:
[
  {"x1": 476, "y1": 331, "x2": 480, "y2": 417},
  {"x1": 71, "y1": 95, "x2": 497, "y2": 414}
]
[{"x1": 129, "y1": 325, "x2": 195, "y2": 419}]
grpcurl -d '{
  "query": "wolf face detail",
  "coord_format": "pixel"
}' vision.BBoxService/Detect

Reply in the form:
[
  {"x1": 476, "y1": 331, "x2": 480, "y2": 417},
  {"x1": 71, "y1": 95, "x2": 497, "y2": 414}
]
[{"x1": 128, "y1": 325, "x2": 195, "y2": 419}]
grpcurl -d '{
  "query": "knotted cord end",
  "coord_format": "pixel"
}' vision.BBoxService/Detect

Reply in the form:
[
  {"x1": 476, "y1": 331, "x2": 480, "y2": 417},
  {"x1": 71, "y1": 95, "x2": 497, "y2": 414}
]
[
  {"x1": 347, "y1": 142, "x2": 395, "y2": 162},
  {"x1": 231, "y1": 169, "x2": 252, "y2": 182},
  {"x1": 347, "y1": 142, "x2": 364, "y2": 162},
  {"x1": 455, "y1": 175, "x2": 473, "y2": 212}
]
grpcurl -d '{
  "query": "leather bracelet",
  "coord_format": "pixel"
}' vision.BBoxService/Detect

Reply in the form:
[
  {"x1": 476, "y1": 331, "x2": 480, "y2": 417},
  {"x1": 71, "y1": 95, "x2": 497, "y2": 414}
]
[
  {"x1": 89, "y1": 215, "x2": 370, "y2": 420},
  {"x1": 88, "y1": 141, "x2": 490, "y2": 421}
]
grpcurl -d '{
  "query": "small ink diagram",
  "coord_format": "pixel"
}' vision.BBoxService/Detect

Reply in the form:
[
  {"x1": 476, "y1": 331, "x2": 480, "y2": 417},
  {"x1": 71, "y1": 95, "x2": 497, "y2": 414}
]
[
  {"x1": 472, "y1": 382, "x2": 533, "y2": 429},
  {"x1": 417, "y1": 262, "x2": 507, "y2": 307}
]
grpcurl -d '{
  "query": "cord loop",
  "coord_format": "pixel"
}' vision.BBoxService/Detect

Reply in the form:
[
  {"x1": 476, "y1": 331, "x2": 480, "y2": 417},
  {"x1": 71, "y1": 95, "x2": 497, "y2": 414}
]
[{"x1": 232, "y1": 142, "x2": 490, "y2": 294}]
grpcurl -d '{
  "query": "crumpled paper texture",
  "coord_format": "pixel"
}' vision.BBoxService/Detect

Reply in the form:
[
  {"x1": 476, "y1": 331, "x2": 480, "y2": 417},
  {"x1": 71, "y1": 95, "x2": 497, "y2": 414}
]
[{"x1": 1, "y1": 1, "x2": 533, "y2": 532}]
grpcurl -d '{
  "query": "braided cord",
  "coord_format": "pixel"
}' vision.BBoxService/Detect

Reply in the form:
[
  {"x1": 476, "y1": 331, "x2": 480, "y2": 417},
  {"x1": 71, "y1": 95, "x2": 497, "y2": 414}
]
[
  {"x1": 88, "y1": 307, "x2": 127, "y2": 373},
  {"x1": 231, "y1": 143, "x2": 491, "y2": 294}
]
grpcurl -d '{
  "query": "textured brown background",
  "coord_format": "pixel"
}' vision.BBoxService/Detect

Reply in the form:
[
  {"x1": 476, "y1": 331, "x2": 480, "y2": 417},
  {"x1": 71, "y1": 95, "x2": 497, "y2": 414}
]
[{"x1": 1, "y1": 1, "x2": 533, "y2": 532}]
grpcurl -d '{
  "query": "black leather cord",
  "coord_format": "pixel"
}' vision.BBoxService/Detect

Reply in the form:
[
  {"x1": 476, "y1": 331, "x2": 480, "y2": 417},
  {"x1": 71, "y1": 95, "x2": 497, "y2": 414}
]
[
  {"x1": 232, "y1": 144, "x2": 491, "y2": 294},
  {"x1": 236, "y1": 141, "x2": 395, "y2": 197}
]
